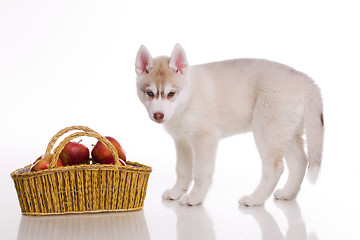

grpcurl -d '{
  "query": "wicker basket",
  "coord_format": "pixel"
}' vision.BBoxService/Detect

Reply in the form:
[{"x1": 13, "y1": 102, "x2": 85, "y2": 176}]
[{"x1": 10, "y1": 126, "x2": 152, "y2": 216}]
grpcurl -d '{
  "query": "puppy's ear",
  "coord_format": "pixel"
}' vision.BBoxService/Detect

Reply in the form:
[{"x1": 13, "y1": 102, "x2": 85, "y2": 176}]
[
  {"x1": 169, "y1": 43, "x2": 188, "y2": 74},
  {"x1": 135, "y1": 45, "x2": 153, "y2": 75}
]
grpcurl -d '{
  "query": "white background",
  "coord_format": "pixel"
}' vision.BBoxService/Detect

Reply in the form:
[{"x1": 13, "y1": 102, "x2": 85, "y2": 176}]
[{"x1": 1, "y1": 0, "x2": 360, "y2": 239}]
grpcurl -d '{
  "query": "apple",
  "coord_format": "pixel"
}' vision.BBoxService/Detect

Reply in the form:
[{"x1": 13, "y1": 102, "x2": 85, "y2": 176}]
[
  {"x1": 91, "y1": 136, "x2": 126, "y2": 166},
  {"x1": 31, "y1": 153, "x2": 63, "y2": 172},
  {"x1": 59, "y1": 141, "x2": 90, "y2": 166}
]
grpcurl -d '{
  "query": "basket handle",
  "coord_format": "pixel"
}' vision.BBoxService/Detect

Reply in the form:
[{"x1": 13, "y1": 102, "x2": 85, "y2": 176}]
[
  {"x1": 49, "y1": 131, "x2": 121, "y2": 168},
  {"x1": 45, "y1": 126, "x2": 97, "y2": 154}
]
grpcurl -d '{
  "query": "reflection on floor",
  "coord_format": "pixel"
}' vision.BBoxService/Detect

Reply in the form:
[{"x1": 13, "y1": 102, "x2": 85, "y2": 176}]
[
  {"x1": 239, "y1": 200, "x2": 317, "y2": 240},
  {"x1": 163, "y1": 200, "x2": 215, "y2": 240},
  {"x1": 163, "y1": 199, "x2": 317, "y2": 240},
  {"x1": 17, "y1": 210, "x2": 150, "y2": 240}
]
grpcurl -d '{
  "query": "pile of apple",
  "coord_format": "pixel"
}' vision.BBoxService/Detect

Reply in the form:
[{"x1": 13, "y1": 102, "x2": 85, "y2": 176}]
[{"x1": 31, "y1": 137, "x2": 126, "y2": 172}]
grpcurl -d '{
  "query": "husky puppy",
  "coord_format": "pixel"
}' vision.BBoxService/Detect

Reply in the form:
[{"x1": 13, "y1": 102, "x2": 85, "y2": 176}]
[{"x1": 135, "y1": 44, "x2": 324, "y2": 206}]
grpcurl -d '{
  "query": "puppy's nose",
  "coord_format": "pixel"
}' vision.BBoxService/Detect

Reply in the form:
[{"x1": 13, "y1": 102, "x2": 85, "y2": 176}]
[{"x1": 154, "y1": 112, "x2": 164, "y2": 121}]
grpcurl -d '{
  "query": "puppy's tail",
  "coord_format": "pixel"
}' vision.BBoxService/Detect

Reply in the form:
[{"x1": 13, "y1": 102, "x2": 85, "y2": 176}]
[{"x1": 304, "y1": 82, "x2": 324, "y2": 184}]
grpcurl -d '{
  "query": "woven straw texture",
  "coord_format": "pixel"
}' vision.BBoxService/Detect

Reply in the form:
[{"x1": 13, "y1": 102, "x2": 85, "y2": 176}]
[{"x1": 10, "y1": 126, "x2": 152, "y2": 216}]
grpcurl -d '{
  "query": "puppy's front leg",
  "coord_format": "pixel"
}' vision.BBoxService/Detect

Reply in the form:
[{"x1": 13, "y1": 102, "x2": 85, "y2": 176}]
[
  {"x1": 179, "y1": 131, "x2": 220, "y2": 206},
  {"x1": 162, "y1": 139, "x2": 193, "y2": 200}
]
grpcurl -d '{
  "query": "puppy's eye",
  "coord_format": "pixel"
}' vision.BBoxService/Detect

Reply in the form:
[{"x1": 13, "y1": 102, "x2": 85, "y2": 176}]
[
  {"x1": 146, "y1": 91, "x2": 154, "y2": 98},
  {"x1": 167, "y1": 91, "x2": 176, "y2": 99}
]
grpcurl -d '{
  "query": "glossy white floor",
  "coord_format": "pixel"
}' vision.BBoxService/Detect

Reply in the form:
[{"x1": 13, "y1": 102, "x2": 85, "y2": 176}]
[
  {"x1": 2, "y1": 129, "x2": 360, "y2": 240},
  {"x1": 1, "y1": 1, "x2": 360, "y2": 239}
]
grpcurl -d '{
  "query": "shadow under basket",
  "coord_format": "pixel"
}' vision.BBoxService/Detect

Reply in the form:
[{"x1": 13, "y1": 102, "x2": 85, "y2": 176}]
[{"x1": 10, "y1": 126, "x2": 152, "y2": 216}]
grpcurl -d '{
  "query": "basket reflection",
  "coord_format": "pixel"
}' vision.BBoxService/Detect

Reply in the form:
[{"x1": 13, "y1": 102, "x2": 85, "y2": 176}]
[{"x1": 17, "y1": 210, "x2": 150, "y2": 240}]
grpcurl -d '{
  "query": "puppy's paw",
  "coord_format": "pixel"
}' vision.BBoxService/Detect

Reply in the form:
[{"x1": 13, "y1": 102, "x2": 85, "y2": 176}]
[
  {"x1": 162, "y1": 188, "x2": 185, "y2": 201},
  {"x1": 179, "y1": 193, "x2": 203, "y2": 206},
  {"x1": 238, "y1": 195, "x2": 265, "y2": 207},
  {"x1": 273, "y1": 189, "x2": 297, "y2": 201}
]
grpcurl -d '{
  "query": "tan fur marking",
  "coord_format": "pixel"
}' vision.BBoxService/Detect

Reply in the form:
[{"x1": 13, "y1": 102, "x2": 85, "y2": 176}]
[
  {"x1": 296, "y1": 135, "x2": 304, "y2": 146},
  {"x1": 273, "y1": 158, "x2": 282, "y2": 169},
  {"x1": 149, "y1": 57, "x2": 173, "y2": 88},
  {"x1": 141, "y1": 56, "x2": 184, "y2": 92}
]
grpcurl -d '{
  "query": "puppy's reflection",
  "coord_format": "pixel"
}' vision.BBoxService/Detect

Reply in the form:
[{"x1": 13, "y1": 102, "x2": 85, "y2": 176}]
[
  {"x1": 162, "y1": 200, "x2": 215, "y2": 240},
  {"x1": 239, "y1": 200, "x2": 317, "y2": 240},
  {"x1": 17, "y1": 210, "x2": 150, "y2": 240}
]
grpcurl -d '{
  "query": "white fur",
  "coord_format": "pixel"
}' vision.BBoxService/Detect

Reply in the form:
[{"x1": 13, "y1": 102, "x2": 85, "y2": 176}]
[{"x1": 135, "y1": 44, "x2": 324, "y2": 206}]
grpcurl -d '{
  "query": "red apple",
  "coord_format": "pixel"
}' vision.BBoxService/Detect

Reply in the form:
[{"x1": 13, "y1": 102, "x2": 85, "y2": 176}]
[
  {"x1": 91, "y1": 136, "x2": 126, "y2": 166},
  {"x1": 31, "y1": 153, "x2": 63, "y2": 172},
  {"x1": 59, "y1": 141, "x2": 90, "y2": 166}
]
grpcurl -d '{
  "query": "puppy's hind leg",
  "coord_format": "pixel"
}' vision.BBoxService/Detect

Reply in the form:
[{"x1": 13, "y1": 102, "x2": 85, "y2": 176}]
[
  {"x1": 239, "y1": 140, "x2": 285, "y2": 207},
  {"x1": 239, "y1": 97, "x2": 287, "y2": 207},
  {"x1": 274, "y1": 135, "x2": 307, "y2": 200}
]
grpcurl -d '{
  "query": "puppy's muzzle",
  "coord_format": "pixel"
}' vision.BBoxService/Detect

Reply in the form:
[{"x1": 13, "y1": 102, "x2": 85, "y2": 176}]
[{"x1": 153, "y1": 112, "x2": 165, "y2": 123}]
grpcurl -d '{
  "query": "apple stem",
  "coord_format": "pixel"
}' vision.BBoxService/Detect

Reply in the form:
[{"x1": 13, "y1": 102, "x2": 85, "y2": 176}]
[{"x1": 78, "y1": 139, "x2": 83, "y2": 144}]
